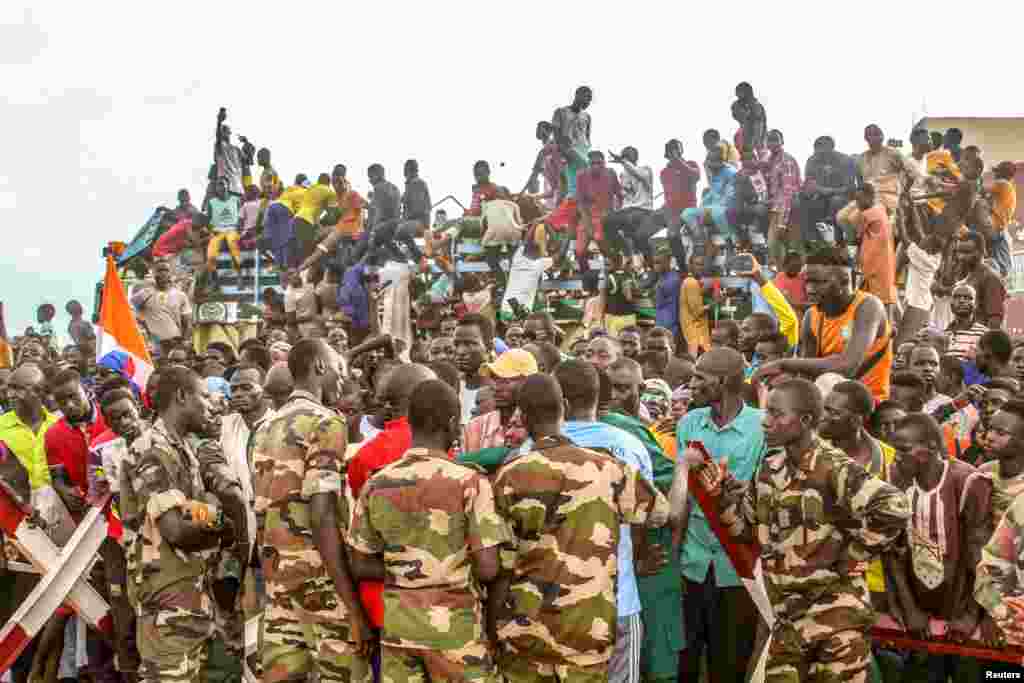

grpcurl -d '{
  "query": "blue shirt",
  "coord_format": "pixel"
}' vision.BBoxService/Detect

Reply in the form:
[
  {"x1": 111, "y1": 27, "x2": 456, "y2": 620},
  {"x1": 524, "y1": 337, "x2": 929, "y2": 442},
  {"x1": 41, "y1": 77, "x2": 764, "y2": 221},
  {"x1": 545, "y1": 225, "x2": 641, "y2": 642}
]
[
  {"x1": 676, "y1": 405, "x2": 766, "y2": 587},
  {"x1": 655, "y1": 271, "x2": 681, "y2": 335},
  {"x1": 705, "y1": 165, "x2": 737, "y2": 209},
  {"x1": 521, "y1": 420, "x2": 653, "y2": 617}
]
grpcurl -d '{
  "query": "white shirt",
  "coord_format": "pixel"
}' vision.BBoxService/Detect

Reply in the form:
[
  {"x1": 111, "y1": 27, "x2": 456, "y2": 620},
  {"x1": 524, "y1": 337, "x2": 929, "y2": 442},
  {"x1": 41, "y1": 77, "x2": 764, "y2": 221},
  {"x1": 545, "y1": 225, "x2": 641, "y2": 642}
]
[
  {"x1": 460, "y1": 384, "x2": 480, "y2": 426},
  {"x1": 359, "y1": 414, "x2": 382, "y2": 443},
  {"x1": 905, "y1": 242, "x2": 942, "y2": 311},
  {"x1": 620, "y1": 162, "x2": 654, "y2": 210},
  {"x1": 481, "y1": 199, "x2": 524, "y2": 245}
]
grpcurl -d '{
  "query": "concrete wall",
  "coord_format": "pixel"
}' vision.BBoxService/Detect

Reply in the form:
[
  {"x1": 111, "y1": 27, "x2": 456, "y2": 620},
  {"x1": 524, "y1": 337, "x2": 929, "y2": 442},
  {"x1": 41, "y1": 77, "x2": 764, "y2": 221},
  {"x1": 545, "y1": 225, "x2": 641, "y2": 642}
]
[{"x1": 918, "y1": 117, "x2": 1024, "y2": 169}]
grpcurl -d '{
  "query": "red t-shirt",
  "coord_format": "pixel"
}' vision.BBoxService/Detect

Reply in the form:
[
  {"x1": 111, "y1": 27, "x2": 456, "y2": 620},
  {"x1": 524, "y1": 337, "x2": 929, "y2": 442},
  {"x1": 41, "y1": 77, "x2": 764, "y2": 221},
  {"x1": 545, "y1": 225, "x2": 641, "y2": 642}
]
[
  {"x1": 347, "y1": 417, "x2": 413, "y2": 628},
  {"x1": 152, "y1": 219, "x2": 192, "y2": 258},
  {"x1": 660, "y1": 159, "x2": 701, "y2": 211},
  {"x1": 576, "y1": 167, "x2": 622, "y2": 212},
  {"x1": 772, "y1": 271, "x2": 807, "y2": 307},
  {"x1": 45, "y1": 408, "x2": 107, "y2": 497}
]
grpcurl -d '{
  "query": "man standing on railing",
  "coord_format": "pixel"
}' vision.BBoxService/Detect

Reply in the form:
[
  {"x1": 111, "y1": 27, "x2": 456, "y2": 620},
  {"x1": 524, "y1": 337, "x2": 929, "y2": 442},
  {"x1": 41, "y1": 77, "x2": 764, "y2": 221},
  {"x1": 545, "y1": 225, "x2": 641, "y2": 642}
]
[
  {"x1": 398, "y1": 159, "x2": 430, "y2": 266},
  {"x1": 552, "y1": 86, "x2": 593, "y2": 203},
  {"x1": 214, "y1": 108, "x2": 244, "y2": 197}
]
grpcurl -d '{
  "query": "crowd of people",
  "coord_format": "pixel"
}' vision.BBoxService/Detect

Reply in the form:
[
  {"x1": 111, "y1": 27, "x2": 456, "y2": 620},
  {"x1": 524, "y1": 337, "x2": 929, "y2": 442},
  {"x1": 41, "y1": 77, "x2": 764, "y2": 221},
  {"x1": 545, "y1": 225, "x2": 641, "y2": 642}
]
[{"x1": 1, "y1": 81, "x2": 1023, "y2": 683}]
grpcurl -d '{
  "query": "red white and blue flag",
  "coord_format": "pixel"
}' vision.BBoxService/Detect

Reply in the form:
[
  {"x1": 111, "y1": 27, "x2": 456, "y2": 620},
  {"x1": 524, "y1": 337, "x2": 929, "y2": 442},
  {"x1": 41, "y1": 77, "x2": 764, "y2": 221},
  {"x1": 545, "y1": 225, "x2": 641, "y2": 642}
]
[{"x1": 95, "y1": 248, "x2": 153, "y2": 391}]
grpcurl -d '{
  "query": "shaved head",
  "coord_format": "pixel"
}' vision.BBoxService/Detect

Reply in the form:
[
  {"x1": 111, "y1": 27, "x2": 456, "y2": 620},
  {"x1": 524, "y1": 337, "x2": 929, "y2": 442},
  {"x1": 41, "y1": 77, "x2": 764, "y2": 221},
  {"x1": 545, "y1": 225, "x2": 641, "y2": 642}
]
[
  {"x1": 608, "y1": 357, "x2": 643, "y2": 380},
  {"x1": 265, "y1": 362, "x2": 293, "y2": 387},
  {"x1": 11, "y1": 364, "x2": 45, "y2": 386},
  {"x1": 264, "y1": 362, "x2": 294, "y2": 409},
  {"x1": 381, "y1": 363, "x2": 437, "y2": 397},
  {"x1": 378, "y1": 363, "x2": 437, "y2": 421},
  {"x1": 695, "y1": 347, "x2": 745, "y2": 379}
]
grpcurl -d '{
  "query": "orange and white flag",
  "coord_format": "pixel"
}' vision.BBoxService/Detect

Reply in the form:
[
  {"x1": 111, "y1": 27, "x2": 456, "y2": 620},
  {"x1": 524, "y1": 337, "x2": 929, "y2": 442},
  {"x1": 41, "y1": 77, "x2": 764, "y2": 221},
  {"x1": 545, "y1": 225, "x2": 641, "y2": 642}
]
[{"x1": 95, "y1": 249, "x2": 153, "y2": 389}]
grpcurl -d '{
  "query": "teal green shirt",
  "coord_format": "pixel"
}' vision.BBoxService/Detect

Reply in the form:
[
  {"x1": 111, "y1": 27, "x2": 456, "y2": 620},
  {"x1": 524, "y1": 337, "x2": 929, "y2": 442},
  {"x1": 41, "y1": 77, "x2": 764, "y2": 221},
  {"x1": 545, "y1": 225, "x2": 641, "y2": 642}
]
[{"x1": 677, "y1": 405, "x2": 765, "y2": 588}]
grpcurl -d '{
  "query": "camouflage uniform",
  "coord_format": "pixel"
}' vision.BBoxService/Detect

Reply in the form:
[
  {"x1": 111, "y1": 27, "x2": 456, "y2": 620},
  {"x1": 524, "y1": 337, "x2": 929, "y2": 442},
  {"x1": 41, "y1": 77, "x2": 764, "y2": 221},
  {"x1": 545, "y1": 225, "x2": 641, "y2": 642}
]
[
  {"x1": 718, "y1": 436, "x2": 910, "y2": 683},
  {"x1": 491, "y1": 435, "x2": 669, "y2": 683},
  {"x1": 252, "y1": 391, "x2": 369, "y2": 683},
  {"x1": 119, "y1": 419, "x2": 221, "y2": 683},
  {"x1": 975, "y1": 493, "x2": 1024, "y2": 643},
  {"x1": 348, "y1": 447, "x2": 512, "y2": 683}
]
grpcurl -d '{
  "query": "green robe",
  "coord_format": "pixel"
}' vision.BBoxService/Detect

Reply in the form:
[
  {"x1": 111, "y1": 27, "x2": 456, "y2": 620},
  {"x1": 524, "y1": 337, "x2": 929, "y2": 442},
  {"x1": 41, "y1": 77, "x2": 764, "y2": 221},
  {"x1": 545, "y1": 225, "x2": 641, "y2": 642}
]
[{"x1": 602, "y1": 412, "x2": 684, "y2": 682}]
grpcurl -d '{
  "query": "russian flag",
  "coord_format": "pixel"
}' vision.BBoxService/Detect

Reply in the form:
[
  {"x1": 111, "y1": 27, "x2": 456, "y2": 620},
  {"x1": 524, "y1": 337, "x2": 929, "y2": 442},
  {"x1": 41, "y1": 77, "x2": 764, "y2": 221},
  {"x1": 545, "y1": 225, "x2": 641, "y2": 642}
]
[{"x1": 95, "y1": 249, "x2": 153, "y2": 391}]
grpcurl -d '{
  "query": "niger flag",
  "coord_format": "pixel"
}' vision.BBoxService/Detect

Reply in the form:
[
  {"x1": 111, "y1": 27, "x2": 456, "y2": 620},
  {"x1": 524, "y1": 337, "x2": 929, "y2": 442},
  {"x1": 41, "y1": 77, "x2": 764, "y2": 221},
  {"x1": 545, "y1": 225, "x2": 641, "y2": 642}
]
[{"x1": 95, "y1": 249, "x2": 153, "y2": 389}]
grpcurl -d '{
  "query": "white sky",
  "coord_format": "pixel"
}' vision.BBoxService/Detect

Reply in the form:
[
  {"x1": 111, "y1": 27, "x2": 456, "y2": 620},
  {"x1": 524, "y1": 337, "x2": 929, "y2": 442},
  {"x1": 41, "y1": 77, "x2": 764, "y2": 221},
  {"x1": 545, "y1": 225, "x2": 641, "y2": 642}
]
[{"x1": 1, "y1": 0, "x2": 1021, "y2": 336}]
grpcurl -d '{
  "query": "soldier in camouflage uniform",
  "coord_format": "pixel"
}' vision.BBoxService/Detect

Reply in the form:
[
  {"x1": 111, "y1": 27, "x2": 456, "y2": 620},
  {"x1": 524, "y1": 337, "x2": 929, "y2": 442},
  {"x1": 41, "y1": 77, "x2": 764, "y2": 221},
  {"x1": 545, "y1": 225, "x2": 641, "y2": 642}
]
[
  {"x1": 347, "y1": 379, "x2": 510, "y2": 683},
  {"x1": 252, "y1": 338, "x2": 371, "y2": 683},
  {"x1": 975, "y1": 494, "x2": 1024, "y2": 648},
  {"x1": 489, "y1": 375, "x2": 670, "y2": 683},
  {"x1": 974, "y1": 399, "x2": 1024, "y2": 659},
  {"x1": 119, "y1": 366, "x2": 239, "y2": 683},
  {"x1": 701, "y1": 378, "x2": 910, "y2": 683}
]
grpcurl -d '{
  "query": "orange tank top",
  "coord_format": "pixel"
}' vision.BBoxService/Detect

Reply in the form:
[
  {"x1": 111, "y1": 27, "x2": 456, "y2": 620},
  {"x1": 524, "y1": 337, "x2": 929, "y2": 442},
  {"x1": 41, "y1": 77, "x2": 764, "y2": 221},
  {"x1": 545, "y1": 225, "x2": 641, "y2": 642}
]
[{"x1": 809, "y1": 290, "x2": 892, "y2": 401}]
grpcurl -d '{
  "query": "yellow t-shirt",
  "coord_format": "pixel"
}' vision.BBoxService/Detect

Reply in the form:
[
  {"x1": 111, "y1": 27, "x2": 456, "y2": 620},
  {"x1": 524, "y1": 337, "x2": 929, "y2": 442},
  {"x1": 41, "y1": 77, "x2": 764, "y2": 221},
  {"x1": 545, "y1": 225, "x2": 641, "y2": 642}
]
[
  {"x1": 274, "y1": 185, "x2": 307, "y2": 215},
  {"x1": 926, "y1": 150, "x2": 961, "y2": 214},
  {"x1": 991, "y1": 178, "x2": 1017, "y2": 232},
  {"x1": 260, "y1": 166, "x2": 283, "y2": 196},
  {"x1": 866, "y1": 438, "x2": 896, "y2": 594},
  {"x1": 295, "y1": 183, "x2": 337, "y2": 224},
  {"x1": 0, "y1": 410, "x2": 60, "y2": 490}
]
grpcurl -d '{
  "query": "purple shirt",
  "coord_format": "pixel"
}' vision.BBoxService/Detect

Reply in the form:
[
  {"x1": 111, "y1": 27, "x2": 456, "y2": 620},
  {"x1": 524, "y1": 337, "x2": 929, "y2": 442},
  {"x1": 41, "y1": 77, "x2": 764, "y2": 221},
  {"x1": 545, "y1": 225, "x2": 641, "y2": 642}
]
[{"x1": 338, "y1": 263, "x2": 370, "y2": 329}]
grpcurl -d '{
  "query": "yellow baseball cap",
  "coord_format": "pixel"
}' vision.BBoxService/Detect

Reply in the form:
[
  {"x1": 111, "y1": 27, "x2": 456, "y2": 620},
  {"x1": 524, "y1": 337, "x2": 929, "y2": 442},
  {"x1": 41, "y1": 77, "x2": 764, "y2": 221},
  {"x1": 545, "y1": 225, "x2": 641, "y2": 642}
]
[{"x1": 481, "y1": 349, "x2": 538, "y2": 379}]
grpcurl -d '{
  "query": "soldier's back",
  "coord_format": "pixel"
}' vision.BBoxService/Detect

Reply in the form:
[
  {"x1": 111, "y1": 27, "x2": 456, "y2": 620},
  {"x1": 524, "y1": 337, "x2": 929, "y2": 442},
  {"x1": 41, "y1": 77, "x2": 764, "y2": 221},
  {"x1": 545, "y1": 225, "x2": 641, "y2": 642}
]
[
  {"x1": 492, "y1": 435, "x2": 635, "y2": 667},
  {"x1": 352, "y1": 448, "x2": 508, "y2": 652}
]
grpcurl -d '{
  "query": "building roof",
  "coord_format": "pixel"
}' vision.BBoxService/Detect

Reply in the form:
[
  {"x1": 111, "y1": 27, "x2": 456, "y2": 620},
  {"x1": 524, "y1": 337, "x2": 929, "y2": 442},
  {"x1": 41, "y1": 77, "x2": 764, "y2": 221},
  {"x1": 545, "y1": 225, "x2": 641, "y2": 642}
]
[{"x1": 915, "y1": 115, "x2": 1024, "y2": 128}]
